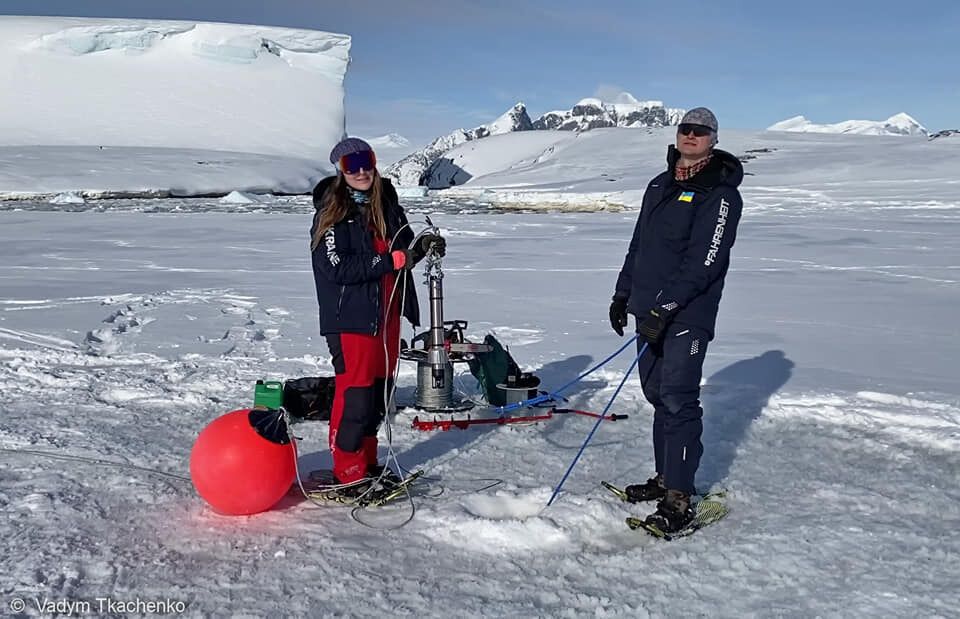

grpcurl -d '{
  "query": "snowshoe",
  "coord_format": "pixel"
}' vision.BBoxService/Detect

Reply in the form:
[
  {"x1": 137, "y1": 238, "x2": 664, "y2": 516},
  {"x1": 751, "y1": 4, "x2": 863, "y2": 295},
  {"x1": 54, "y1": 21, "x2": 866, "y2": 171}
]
[
  {"x1": 643, "y1": 490, "x2": 695, "y2": 532},
  {"x1": 626, "y1": 491, "x2": 728, "y2": 540},
  {"x1": 299, "y1": 470, "x2": 424, "y2": 507}
]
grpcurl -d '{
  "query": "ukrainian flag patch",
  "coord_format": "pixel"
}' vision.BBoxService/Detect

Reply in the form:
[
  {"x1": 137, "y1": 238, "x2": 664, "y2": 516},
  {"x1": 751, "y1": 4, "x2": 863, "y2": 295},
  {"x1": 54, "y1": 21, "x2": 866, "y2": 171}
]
[{"x1": 678, "y1": 191, "x2": 695, "y2": 203}]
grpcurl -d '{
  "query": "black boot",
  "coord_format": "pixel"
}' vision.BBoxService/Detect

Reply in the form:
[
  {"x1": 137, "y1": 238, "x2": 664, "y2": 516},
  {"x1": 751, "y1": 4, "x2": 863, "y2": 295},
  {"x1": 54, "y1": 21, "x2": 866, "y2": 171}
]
[
  {"x1": 624, "y1": 474, "x2": 666, "y2": 503},
  {"x1": 644, "y1": 489, "x2": 695, "y2": 533},
  {"x1": 368, "y1": 464, "x2": 403, "y2": 487}
]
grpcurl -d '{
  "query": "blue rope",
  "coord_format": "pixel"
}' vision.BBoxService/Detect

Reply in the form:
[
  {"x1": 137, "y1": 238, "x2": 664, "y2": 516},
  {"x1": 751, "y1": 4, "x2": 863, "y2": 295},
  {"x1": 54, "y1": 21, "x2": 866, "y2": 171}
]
[
  {"x1": 495, "y1": 334, "x2": 639, "y2": 415},
  {"x1": 546, "y1": 342, "x2": 648, "y2": 507}
]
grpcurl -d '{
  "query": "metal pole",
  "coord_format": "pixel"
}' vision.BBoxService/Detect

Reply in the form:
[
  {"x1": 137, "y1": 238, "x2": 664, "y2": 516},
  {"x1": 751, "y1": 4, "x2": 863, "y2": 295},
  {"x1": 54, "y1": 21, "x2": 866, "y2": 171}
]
[{"x1": 426, "y1": 268, "x2": 448, "y2": 389}]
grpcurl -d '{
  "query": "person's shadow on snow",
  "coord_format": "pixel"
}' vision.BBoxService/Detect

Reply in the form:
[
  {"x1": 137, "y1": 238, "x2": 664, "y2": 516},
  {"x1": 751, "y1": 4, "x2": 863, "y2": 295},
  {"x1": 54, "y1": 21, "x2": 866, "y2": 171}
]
[
  {"x1": 697, "y1": 349, "x2": 794, "y2": 490},
  {"x1": 534, "y1": 354, "x2": 607, "y2": 403}
]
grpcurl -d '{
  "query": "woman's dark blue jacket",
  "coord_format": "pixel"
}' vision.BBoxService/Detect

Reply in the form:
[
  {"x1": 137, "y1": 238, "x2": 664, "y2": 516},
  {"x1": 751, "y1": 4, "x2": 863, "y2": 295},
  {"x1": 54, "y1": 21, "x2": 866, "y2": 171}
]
[{"x1": 310, "y1": 176, "x2": 420, "y2": 335}]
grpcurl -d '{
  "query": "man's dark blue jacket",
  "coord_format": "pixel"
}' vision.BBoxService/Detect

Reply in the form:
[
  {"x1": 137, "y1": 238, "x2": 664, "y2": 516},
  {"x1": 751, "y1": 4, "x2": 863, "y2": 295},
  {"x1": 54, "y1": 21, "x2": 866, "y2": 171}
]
[
  {"x1": 310, "y1": 176, "x2": 420, "y2": 335},
  {"x1": 614, "y1": 146, "x2": 744, "y2": 339}
]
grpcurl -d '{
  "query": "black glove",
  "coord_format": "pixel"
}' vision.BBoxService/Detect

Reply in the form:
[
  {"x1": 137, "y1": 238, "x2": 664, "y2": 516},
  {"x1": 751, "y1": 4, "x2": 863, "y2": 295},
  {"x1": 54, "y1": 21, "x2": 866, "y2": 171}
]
[
  {"x1": 608, "y1": 297, "x2": 628, "y2": 337},
  {"x1": 637, "y1": 303, "x2": 680, "y2": 345},
  {"x1": 409, "y1": 233, "x2": 446, "y2": 266}
]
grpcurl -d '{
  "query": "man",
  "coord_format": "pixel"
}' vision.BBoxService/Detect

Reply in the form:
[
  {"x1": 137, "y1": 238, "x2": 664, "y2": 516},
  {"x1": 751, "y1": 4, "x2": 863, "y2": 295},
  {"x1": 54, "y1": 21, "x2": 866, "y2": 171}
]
[{"x1": 609, "y1": 107, "x2": 744, "y2": 533}]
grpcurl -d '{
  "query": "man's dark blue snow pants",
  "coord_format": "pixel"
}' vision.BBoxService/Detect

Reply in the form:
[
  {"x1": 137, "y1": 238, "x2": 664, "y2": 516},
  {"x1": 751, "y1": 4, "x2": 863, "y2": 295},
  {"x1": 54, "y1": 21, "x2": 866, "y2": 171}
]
[{"x1": 636, "y1": 321, "x2": 710, "y2": 495}]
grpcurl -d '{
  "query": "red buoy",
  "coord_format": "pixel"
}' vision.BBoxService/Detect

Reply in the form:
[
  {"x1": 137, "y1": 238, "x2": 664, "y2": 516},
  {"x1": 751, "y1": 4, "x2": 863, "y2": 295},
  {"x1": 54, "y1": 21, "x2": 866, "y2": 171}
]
[{"x1": 190, "y1": 408, "x2": 295, "y2": 515}]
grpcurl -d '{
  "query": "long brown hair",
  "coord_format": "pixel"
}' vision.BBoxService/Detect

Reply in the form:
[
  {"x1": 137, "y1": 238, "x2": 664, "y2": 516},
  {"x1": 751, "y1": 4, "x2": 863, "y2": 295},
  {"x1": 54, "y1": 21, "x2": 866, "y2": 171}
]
[{"x1": 310, "y1": 170, "x2": 387, "y2": 251}]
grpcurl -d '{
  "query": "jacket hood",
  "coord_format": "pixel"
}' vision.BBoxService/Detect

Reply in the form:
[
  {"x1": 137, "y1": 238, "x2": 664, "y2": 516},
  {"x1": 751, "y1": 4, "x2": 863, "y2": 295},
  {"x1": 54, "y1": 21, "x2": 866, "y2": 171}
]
[{"x1": 667, "y1": 145, "x2": 744, "y2": 190}]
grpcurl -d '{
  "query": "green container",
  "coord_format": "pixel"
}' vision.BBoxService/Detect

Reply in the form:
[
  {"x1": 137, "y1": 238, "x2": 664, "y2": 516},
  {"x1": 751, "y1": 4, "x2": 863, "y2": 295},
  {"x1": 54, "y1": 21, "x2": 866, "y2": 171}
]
[{"x1": 253, "y1": 380, "x2": 284, "y2": 410}]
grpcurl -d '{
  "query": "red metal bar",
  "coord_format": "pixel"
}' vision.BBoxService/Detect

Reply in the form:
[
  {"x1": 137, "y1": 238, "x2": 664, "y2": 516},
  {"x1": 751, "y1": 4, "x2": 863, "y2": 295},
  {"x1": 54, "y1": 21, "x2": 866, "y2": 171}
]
[
  {"x1": 551, "y1": 408, "x2": 628, "y2": 421},
  {"x1": 412, "y1": 412, "x2": 554, "y2": 431}
]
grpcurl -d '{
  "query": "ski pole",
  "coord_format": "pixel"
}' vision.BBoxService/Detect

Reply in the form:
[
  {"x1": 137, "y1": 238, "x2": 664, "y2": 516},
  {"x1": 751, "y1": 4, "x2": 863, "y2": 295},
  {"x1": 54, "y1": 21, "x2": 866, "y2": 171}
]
[
  {"x1": 546, "y1": 342, "x2": 648, "y2": 508},
  {"x1": 495, "y1": 334, "x2": 639, "y2": 415}
]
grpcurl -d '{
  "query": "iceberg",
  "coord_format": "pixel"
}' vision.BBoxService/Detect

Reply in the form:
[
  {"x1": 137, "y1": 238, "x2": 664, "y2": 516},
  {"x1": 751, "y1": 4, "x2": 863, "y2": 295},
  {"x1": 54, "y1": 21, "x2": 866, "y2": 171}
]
[{"x1": 0, "y1": 16, "x2": 351, "y2": 198}]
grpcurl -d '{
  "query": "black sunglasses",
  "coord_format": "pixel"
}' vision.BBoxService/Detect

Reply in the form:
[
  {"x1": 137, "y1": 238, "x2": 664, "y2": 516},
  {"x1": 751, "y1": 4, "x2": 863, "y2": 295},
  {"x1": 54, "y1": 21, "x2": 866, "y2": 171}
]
[{"x1": 677, "y1": 123, "x2": 714, "y2": 137}]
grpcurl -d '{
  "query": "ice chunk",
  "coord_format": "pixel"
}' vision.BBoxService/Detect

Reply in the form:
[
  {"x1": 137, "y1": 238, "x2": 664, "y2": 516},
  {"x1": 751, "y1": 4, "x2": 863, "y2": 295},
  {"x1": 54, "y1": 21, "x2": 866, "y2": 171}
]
[
  {"x1": 48, "y1": 191, "x2": 86, "y2": 204},
  {"x1": 395, "y1": 186, "x2": 429, "y2": 198},
  {"x1": 220, "y1": 190, "x2": 263, "y2": 204}
]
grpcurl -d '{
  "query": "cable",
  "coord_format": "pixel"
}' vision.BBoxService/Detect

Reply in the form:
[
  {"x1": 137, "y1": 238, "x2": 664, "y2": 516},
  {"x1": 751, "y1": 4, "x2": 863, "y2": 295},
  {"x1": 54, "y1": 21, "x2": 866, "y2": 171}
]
[
  {"x1": 495, "y1": 334, "x2": 640, "y2": 414},
  {"x1": 0, "y1": 445, "x2": 191, "y2": 493},
  {"x1": 295, "y1": 218, "x2": 443, "y2": 528},
  {"x1": 288, "y1": 408, "x2": 406, "y2": 523},
  {"x1": 378, "y1": 219, "x2": 505, "y2": 510},
  {"x1": 545, "y1": 342, "x2": 648, "y2": 508},
  {"x1": 350, "y1": 218, "x2": 439, "y2": 521}
]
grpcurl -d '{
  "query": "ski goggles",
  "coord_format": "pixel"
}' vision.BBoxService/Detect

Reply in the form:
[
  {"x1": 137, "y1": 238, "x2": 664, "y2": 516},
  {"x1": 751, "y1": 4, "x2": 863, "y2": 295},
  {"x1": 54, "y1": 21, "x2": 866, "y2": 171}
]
[
  {"x1": 677, "y1": 123, "x2": 714, "y2": 137},
  {"x1": 339, "y1": 150, "x2": 377, "y2": 174}
]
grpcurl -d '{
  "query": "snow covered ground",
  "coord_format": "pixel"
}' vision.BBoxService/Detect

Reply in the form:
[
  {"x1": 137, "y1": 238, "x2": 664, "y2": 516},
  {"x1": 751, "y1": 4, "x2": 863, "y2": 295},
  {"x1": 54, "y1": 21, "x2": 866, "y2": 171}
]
[{"x1": 1, "y1": 133, "x2": 959, "y2": 616}]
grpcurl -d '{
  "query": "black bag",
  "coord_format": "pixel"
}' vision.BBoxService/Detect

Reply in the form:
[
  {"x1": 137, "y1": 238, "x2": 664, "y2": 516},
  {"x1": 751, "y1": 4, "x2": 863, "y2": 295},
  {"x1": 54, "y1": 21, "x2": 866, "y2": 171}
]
[{"x1": 282, "y1": 376, "x2": 335, "y2": 421}]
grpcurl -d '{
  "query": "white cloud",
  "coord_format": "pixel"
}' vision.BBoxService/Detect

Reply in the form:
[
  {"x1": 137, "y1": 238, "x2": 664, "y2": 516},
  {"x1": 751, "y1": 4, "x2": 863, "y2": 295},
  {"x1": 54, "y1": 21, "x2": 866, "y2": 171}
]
[{"x1": 592, "y1": 84, "x2": 643, "y2": 103}]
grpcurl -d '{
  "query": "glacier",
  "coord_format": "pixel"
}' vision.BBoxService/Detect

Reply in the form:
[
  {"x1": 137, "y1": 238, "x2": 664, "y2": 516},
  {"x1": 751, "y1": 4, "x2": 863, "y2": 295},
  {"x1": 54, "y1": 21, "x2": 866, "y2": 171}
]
[{"x1": 0, "y1": 16, "x2": 351, "y2": 198}]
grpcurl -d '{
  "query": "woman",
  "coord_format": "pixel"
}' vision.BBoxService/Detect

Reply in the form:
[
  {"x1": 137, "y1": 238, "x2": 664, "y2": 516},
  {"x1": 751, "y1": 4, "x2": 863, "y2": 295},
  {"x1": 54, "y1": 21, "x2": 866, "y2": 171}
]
[{"x1": 310, "y1": 137, "x2": 444, "y2": 487}]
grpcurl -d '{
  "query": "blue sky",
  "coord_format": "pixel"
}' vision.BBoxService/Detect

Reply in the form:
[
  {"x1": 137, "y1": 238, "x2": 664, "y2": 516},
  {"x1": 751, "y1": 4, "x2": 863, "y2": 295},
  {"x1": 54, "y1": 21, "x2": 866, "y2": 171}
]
[{"x1": 3, "y1": 1, "x2": 958, "y2": 143}]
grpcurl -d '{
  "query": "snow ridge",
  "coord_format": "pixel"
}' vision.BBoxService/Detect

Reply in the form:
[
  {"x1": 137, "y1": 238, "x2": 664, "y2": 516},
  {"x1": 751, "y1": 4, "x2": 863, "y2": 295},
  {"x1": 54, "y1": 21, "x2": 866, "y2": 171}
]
[
  {"x1": 767, "y1": 113, "x2": 928, "y2": 136},
  {"x1": 928, "y1": 128, "x2": 959, "y2": 141},
  {"x1": 27, "y1": 20, "x2": 350, "y2": 73},
  {"x1": 386, "y1": 94, "x2": 683, "y2": 187},
  {"x1": 366, "y1": 133, "x2": 411, "y2": 149}
]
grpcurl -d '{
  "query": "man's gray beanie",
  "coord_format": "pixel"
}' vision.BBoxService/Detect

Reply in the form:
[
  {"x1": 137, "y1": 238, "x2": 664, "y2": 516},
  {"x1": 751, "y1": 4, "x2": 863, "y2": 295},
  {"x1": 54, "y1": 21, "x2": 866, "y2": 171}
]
[
  {"x1": 679, "y1": 107, "x2": 718, "y2": 132},
  {"x1": 329, "y1": 137, "x2": 374, "y2": 165}
]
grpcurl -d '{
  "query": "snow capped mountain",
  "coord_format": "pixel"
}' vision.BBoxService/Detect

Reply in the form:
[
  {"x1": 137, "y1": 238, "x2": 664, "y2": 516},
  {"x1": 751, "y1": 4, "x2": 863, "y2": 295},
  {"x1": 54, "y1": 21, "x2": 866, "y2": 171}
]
[
  {"x1": 485, "y1": 103, "x2": 535, "y2": 135},
  {"x1": 362, "y1": 133, "x2": 416, "y2": 168},
  {"x1": 385, "y1": 95, "x2": 683, "y2": 186},
  {"x1": 928, "y1": 129, "x2": 960, "y2": 140},
  {"x1": 0, "y1": 17, "x2": 350, "y2": 161},
  {"x1": 385, "y1": 103, "x2": 533, "y2": 186},
  {"x1": 385, "y1": 132, "x2": 473, "y2": 187},
  {"x1": 533, "y1": 94, "x2": 685, "y2": 131},
  {"x1": 366, "y1": 133, "x2": 410, "y2": 149},
  {"x1": 767, "y1": 113, "x2": 928, "y2": 137}
]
